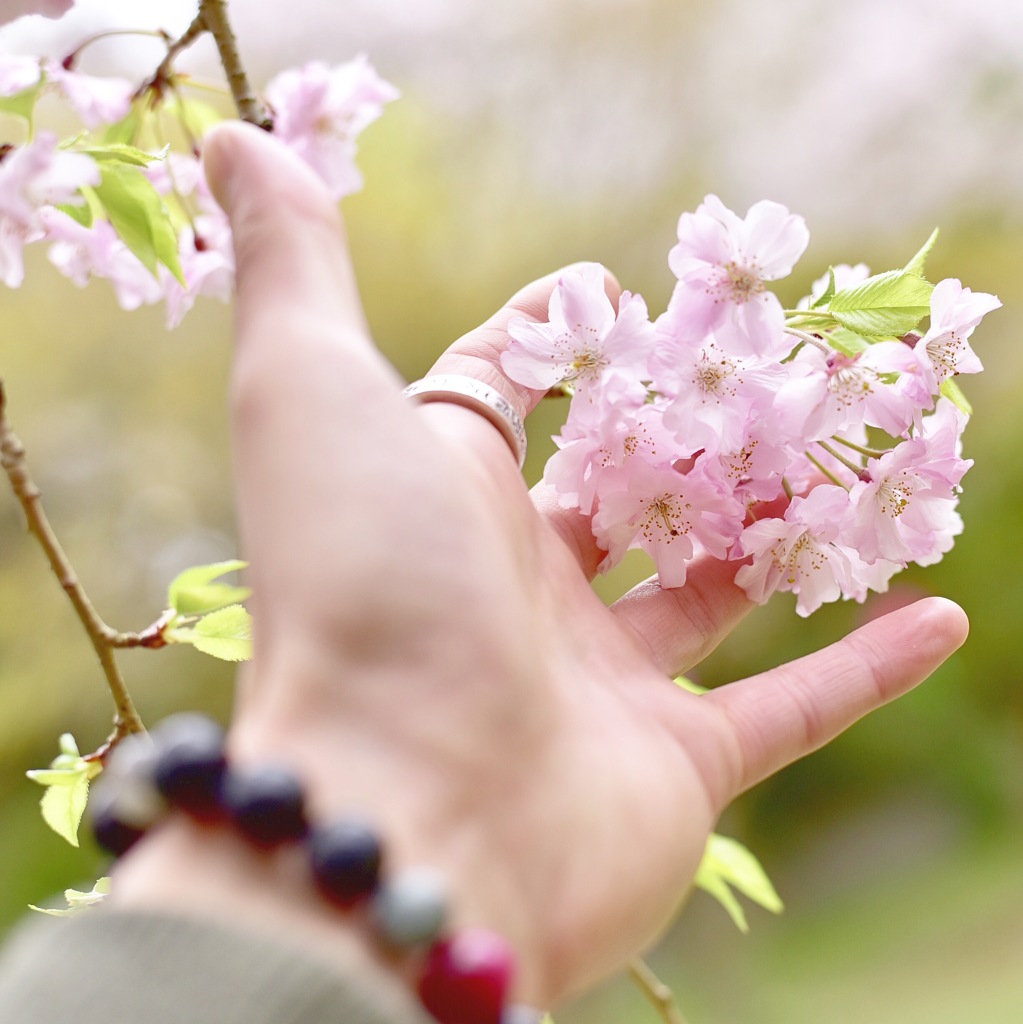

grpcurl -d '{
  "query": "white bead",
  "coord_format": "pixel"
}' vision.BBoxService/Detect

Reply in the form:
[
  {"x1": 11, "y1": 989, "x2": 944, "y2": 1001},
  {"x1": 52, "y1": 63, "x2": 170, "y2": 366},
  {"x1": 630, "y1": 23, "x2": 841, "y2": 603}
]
[{"x1": 371, "y1": 866, "x2": 448, "y2": 947}]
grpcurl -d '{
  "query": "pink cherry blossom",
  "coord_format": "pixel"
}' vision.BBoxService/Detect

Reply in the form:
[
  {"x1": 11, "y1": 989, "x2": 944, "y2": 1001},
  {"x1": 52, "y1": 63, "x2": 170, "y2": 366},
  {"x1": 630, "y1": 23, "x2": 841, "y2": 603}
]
[
  {"x1": 0, "y1": 133, "x2": 98, "y2": 287},
  {"x1": 1, "y1": 0, "x2": 73, "y2": 27},
  {"x1": 592, "y1": 460, "x2": 743, "y2": 587},
  {"x1": 845, "y1": 398, "x2": 971, "y2": 565},
  {"x1": 45, "y1": 62, "x2": 134, "y2": 129},
  {"x1": 652, "y1": 311, "x2": 785, "y2": 455},
  {"x1": 909, "y1": 278, "x2": 1001, "y2": 396},
  {"x1": 502, "y1": 263, "x2": 655, "y2": 394},
  {"x1": 734, "y1": 484, "x2": 886, "y2": 617},
  {"x1": 543, "y1": 376, "x2": 676, "y2": 514},
  {"x1": 265, "y1": 56, "x2": 399, "y2": 200},
  {"x1": 42, "y1": 208, "x2": 163, "y2": 309},
  {"x1": 0, "y1": 54, "x2": 42, "y2": 96},
  {"x1": 667, "y1": 194, "x2": 809, "y2": 358},
  {"x1": 775, "y1": 339, "x2": 922, "y2": 444}
]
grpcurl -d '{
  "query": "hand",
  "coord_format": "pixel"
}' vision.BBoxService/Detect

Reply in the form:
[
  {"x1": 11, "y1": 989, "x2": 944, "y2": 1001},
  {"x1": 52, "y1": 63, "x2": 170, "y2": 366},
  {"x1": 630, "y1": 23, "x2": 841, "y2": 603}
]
[{"x1": 111, "y1": 122, "x2": 968, "y2": 1009}]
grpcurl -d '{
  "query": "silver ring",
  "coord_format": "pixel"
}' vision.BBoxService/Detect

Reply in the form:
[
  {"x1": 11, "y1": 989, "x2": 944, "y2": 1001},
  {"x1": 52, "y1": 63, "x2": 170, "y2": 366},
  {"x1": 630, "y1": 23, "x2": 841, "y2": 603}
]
[{"x1": 402, "y1": 374, "x2": 527, "y2": 469}]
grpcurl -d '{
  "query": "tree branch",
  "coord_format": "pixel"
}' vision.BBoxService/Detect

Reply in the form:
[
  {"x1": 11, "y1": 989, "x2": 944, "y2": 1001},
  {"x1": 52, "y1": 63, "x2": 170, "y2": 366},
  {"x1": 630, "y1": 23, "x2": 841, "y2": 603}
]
[
  {"x1": 198, "y1": 0, "x2": 272, "y2": 129},
  {"x1": 627, "y1": 957, "x2": 691, "y2": 1024},
  {"x1": 0, "y1": 381, "x2": 145, "y2": 743}
]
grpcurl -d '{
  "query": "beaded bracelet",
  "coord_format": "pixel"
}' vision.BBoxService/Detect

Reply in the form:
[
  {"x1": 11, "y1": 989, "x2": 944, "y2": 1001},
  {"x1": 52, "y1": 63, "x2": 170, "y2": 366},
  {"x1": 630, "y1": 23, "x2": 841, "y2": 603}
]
[{"x1": 88, "y1": 713, "x2": 539, "y2": 1024}]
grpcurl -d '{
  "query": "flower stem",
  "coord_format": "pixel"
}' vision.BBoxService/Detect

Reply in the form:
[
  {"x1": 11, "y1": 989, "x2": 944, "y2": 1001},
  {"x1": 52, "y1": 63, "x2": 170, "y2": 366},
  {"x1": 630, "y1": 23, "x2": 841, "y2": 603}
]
[
  {"x1": 63, "y1": 28, "x2": 172, "y2": 71},
  {"x1": 816, "y1": 439, "x2": 866, "y2": 478},
  {"x1": 831, "y1": 434, "x2": 891, "y2": 460},
  {"x1": 804, "y1": 450, "x2": 848, "y2": 489},
  {"x1": 784, "y1": 326, "x2": 831, "y2": 355},
  {"x1": 627, "y1": 957, "x2": 691, "y2": 1024},
  {"x1": 0, "y1": 381, "x2": 145, "y2": 742}
]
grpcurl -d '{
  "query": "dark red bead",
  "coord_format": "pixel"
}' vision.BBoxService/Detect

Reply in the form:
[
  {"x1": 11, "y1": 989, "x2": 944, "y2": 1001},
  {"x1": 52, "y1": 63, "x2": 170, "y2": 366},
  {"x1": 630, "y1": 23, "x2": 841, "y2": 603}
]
[
  {"x1": 151, "y1": 714, "x2": 227, "y2": 820},
  {"x1": 90, "y1": 800, "x2": 146, "y2": 858},
  {"x1": 221, "y1": 764, "x2": 307, "y2": 847},
  {"x1": 307, "y1": 819, "x2": 382, "y2": 907},
  {"x1": 417, "y1": 928, "x2": 516, "y2": 1024}
]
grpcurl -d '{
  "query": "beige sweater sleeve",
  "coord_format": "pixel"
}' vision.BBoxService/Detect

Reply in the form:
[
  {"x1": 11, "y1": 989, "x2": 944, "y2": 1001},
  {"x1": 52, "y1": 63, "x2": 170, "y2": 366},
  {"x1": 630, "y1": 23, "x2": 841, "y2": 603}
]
[{"x1": 0, "y1": 910, "x2": 435, "y2": 1024}]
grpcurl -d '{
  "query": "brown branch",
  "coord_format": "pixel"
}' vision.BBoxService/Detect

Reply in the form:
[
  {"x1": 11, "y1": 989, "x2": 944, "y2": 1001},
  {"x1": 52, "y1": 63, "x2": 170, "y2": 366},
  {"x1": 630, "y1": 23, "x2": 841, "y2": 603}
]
[
  {"x1": 627, "y1": 957, "x2": 691, "y2": 1024},
  {"x1": 198, "y1": 0, "x2": 272, "y2": 129},
  {"x1": 133, "y1": 13, "x2": 206, "y2": 102},
  {"x1": 0, "y1": 381, "x2": 145, "y2": 742}
]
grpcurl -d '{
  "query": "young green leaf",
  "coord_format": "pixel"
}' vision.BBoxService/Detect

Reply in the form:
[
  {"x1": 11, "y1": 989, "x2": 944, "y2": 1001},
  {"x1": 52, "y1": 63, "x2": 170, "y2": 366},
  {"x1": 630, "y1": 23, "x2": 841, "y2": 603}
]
[
  {"x1": 827, "y1": 270, "x2": 933, "y2": 340},
  {"x1": 83, "y1": 143, "x2": 168, "y2": 167},
  {"x1": 0, "y1": 83, "x2": 43, "y2": 121},
  {"x1": 694, "y1": 833, "x2": 783, "y2": 933},
  {"x1": 29, "y1": 876, "x2": 111, "y2": 917},
  {"x1": 940, "y1": 377, "x2": 974, "y2": 416},
  {"x1": 826, "y1": 326, "x2": 872, "y2": 358},
  {"x1": 810, "y1": 267, "x2": 838, "y2": 310},
  {"x1": 92, "y1": 162, "x2": 185, "y2": 283},
  {"x1": 26, "y1": 734, "x2": 102, "y2": 847},
  {"x1": 167, "y1": 559, "x2": 251, "y2": 616},
  {"x1": 903, "y1": 227, "x2": 939, "y2": 279},
  {"x1": 167, "y1": 604, "x2": 253, "y2": 662}
]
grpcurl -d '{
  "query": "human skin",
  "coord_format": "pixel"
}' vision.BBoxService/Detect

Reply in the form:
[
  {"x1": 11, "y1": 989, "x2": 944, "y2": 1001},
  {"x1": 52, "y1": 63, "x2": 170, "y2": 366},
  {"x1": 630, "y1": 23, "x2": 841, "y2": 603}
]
[{"x1": 109, "y1": 121, "x2": 969, "y2": 1010}]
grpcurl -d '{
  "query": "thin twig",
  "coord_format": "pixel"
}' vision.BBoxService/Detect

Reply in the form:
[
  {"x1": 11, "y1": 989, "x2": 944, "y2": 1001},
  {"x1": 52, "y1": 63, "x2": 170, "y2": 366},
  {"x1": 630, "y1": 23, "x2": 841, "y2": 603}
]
[
  {"x1": 784, "y1": 326, "x2": 832, "y2": 355},
  {"x1": 627, "y1": 957, "x2": 692, "y2": 1024},
  {"x1": 198, "y1": 0, "x2": 272, "y2": 129},
  {"x1": 133, "y1": 12, "x2": 207, "y2": 102},
  {"x1": 0, "y1": 381, "x2": 145, "y2": 742}
]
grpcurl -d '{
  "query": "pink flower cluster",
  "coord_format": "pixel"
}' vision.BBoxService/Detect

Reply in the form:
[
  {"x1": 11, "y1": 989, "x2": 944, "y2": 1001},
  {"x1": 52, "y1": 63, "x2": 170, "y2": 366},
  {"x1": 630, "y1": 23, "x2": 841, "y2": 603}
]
[
  {"x1": 502, "y1": 197, "x2": 1000, "y2": 615},
  {"x1": 0, "y1": 52, "x2": 396, "y2": 325}
]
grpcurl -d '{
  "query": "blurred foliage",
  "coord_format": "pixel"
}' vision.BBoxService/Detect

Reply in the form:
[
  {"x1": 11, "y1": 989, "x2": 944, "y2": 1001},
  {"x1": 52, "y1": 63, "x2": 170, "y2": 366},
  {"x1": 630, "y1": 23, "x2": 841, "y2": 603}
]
[{"x1": 2, "y1": 0, "x2": 1023, "y2": 1019}]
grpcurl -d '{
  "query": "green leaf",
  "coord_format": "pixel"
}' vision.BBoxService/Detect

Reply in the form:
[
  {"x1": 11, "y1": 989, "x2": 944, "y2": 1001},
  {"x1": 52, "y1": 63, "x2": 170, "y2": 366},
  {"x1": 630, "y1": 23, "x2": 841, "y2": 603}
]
[
  {"x1": 167, "y1": 559, "x2": 250, "y2": 615},
  {"x1": 0, "y1": 82, "x2": 42, "y2": 121},
  {"x1": 102, "y1": 106, "x2": 142, "y2": 146},
  {"x1": 83, "y1": 143, "x2": 168, "y2": 167},
  {"x1": 826, "y1": 326, "x2": 872, "y2": 358},
  {"x1": 27, "y1": 734, "x2": 102, "y2": 847},
  {"x1": 56, "y1": 199, "x2": 94, "y2": 228},
  {"x1": 168, "y1": 604, "x2": 253, "y2": 662},
  {"x1": 811, "y1": 267, "x2": 837, "y2": 309},
  {"x1": 673, "y1": 675, "x2": 708, "y2": 695},
  {"x1": 903, "y1": 227, "x2": 939, "y2": 279},
  {"x1": 828, "y1": 270, "x2": 933, "y2": 340},
  {"x1": 92, "y1": 162, "x2": 185, "y2": 283},
  {"x1": 163, "y1": 94, "x2": 225, "y2": 136},
  {"x1": 940, "y1": 377, "x2": 974, "y2": 416},
  {"x1": 694, "y1": 833, "x2": 783, "y2": 933},
  {"x1": 30, "y1": 876, "x2": 111, "y2": 917}
]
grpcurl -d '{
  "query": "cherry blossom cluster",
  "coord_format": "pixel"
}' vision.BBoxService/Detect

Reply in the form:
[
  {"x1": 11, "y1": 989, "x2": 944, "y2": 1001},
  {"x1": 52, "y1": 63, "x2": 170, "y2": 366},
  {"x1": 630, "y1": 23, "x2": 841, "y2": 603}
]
[
  {"x1": 502, "y1": 197, "x2": 1000, "y2": 615},
  {"x1": 1, "y1": 2, "x2": 396, "y2": 325}
]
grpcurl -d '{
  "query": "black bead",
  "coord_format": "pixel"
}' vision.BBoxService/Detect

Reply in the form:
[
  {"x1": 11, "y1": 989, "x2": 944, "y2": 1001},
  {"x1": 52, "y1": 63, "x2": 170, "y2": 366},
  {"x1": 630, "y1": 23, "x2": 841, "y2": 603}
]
[
  {"x1": 90, "y1": 794, "x2": 146, "y2": 858},
  {"x1": 307, "y1": 818, "x2": 383, "y2": 907},
  {"x1": 221, "y1": 764, "x2": 308, "y2": 847},
  {"x1": 151, "y1": 714, "x2": 227, "y2": 820}
]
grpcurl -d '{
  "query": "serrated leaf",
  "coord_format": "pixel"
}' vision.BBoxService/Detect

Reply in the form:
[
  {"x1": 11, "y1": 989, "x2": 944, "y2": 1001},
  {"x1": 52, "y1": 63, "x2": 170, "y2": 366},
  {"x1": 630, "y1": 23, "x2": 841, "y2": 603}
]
[
  {"x1": 673, "y1": 675, "x2": 707, "y2": 695},
  {"x1": 167, "y1": 559, "x2": 250, "y2": 615},
  {"x1": 38, "y1": 772, "x2": 91, "y2": 847},
  {"x1": 29, "y1": 877, "x2": 111, "y2": 917},
  {"x1": 940, "y1": 377, "x2": 973, "y2": 416},
  {"x1": 828, "y1": 270, "x2": 933, "y2": 339},
  {"x1": 83, "y1": 143, "x2": 167, "y2": 167},
  {"x1": 0, "y1": 83, "x2": 42, "y2": 121},
  {"x1": 92, "y1": 162, "x2": 184, "y2": 283},
  {"x1": 169, "y1": 604, "x2": 253, "y2": 661},
  {"x1": 694, "y1": 833, "x2": 783, "y2": 933},
  {"x1": 811, "y1": 267, "x2": 837, "y2": 309},
  {"x1": 903, "y1": 227, "x2": 939, "y2": 279}
]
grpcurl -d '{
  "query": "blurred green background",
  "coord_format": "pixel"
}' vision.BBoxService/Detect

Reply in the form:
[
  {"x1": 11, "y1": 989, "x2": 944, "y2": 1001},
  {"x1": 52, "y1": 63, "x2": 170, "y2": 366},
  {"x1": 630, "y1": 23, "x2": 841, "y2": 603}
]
[{"x1": 2, "y1": 0, "x2": 1022, "y2": 1021}]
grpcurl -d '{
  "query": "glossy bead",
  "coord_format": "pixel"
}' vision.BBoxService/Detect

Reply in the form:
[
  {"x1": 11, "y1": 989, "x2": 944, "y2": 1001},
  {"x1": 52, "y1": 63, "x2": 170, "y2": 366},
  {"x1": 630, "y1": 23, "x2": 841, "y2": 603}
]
[
  {"x1": 88, "y1": 782, "x2": 148, "y2": 857},
  {"x1": 151, "y1": 713, "x2": 227, "y2": 819},
  {"x1": 371, "y1": 866, "x2": 448, "y2": 947},
  {"x1": 221, "y1": 764, "x2": 307, "y2": 847},
  {"x1": 307, "y1": 818, "x2": 382, "y2": 906},
  {"x1": 417, "y1": 928, "x2": 516, "y2": 1024},
  {"x1": 500, "y1": 1006, "x2": 544, "y2": 1024}
]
